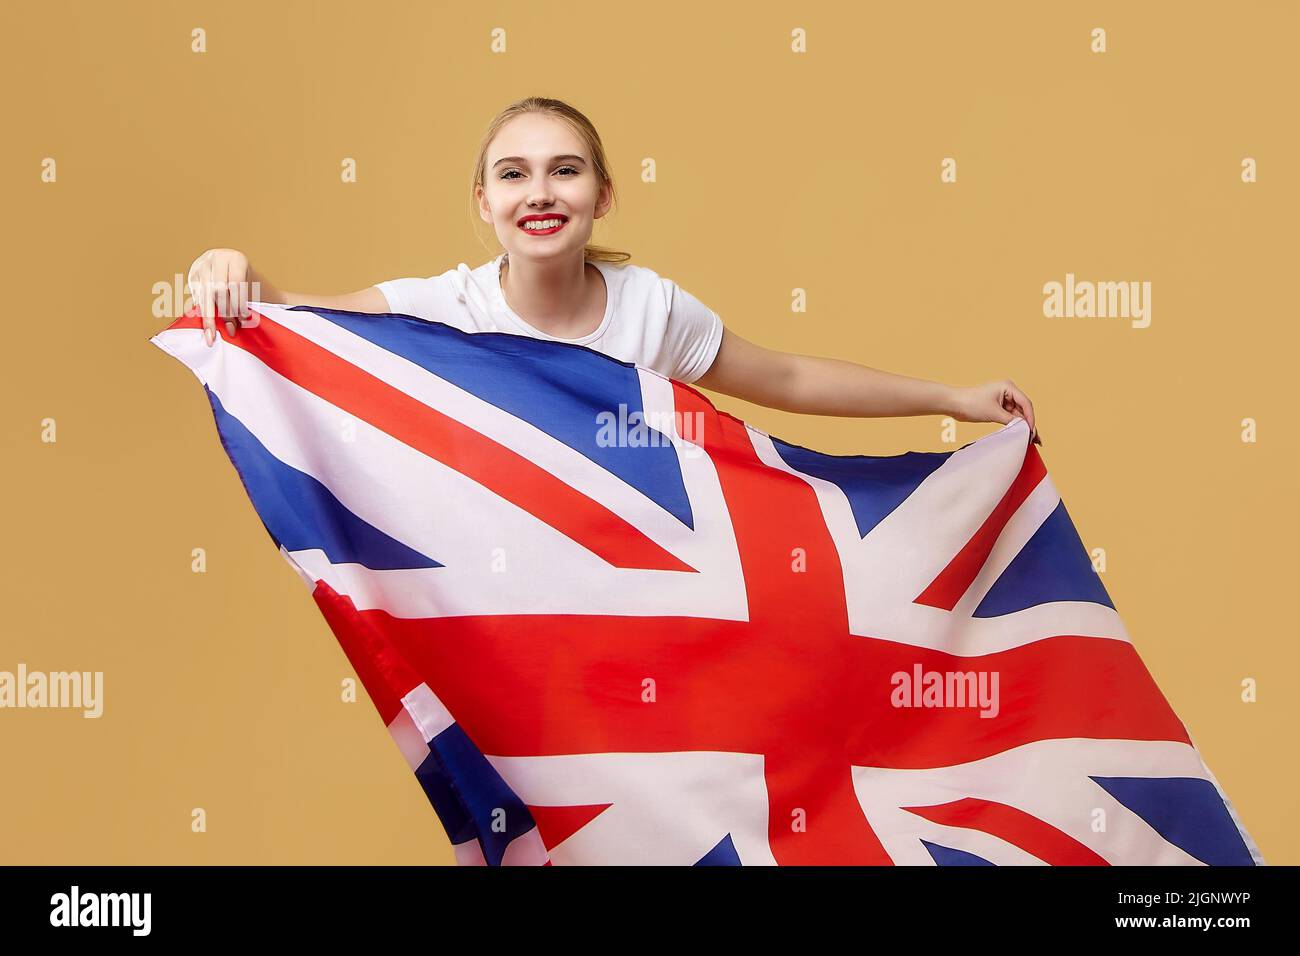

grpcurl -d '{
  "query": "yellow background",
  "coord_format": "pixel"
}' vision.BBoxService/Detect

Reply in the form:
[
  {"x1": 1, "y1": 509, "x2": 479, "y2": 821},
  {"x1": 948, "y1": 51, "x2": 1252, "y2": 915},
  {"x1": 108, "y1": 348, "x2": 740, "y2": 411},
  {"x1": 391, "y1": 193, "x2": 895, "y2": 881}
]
[{"x1": 1, "y1": 0, "x2": 1292, "y2": 864}]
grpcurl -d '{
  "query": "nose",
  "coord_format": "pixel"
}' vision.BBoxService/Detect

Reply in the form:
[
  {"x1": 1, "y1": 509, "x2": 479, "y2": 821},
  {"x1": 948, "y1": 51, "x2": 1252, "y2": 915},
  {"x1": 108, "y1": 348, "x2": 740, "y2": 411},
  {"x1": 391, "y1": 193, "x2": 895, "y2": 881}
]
[{"x1": 526, "y1": 186, "x2": 555, "y2": 208}]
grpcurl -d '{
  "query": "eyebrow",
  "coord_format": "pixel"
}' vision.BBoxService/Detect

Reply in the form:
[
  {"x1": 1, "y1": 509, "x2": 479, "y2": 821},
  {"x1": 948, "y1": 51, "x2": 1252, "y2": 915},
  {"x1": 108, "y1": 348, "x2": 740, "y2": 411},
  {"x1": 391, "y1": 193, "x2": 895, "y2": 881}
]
[{"x1": 491, "y1": 154, "x2": 587, "y2": 170}]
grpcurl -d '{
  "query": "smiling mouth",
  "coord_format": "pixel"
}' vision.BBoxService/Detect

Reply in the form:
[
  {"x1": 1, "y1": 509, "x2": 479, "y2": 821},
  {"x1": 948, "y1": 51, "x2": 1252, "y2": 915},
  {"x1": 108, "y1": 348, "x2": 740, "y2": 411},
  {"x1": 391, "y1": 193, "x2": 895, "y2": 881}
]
[{"x1": 518, "y1": 218, "x2": 568, "y2": 235}]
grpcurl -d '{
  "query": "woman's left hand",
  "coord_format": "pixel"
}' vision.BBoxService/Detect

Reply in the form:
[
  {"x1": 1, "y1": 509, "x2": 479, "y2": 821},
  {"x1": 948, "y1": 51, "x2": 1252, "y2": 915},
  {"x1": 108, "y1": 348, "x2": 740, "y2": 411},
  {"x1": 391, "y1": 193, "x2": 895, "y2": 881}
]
[{"x1": 951, "y1": 380, "x2": 1040, "y2": 445}]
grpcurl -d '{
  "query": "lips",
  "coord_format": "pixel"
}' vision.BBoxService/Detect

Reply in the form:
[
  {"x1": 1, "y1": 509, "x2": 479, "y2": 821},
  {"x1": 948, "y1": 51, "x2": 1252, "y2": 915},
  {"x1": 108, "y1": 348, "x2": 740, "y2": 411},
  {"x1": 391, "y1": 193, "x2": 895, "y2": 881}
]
[{"x1": 517, "y1": 216, "x2": 568, "y2": 236}]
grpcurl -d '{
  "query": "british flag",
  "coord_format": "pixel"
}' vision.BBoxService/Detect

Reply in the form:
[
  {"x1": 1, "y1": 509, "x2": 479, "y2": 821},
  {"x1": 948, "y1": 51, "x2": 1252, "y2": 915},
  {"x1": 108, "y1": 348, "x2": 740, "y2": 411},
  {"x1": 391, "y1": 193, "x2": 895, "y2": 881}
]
[{"x1": 150, "y1": 301, "x2": 1264, "y2": 867}]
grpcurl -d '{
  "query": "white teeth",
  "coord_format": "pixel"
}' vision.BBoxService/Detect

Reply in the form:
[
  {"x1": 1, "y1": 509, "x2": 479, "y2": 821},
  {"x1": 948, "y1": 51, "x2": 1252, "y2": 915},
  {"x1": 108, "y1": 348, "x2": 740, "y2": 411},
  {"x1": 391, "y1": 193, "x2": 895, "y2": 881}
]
[{"x1": 522, "y1": 219, "x2": 564, "y2": 230}]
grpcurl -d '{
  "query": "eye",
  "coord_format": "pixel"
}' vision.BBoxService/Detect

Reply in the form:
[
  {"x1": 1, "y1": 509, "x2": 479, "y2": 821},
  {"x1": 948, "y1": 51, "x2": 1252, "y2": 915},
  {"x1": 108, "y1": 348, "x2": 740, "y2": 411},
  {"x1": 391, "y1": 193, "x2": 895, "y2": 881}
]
[{"x1": 499, "y1": 166, "x2": 581, "y2": 180}]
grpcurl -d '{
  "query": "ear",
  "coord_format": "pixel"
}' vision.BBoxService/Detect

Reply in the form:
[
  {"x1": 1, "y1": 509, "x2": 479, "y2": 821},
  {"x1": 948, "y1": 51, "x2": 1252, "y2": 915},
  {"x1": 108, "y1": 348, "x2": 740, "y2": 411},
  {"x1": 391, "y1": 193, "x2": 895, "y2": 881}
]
[
  {"x1": 475, "y1": 184, "x2": 492, "y2": 224},
  {"x1": 593, "y1": 180, "x2": 614, "y2": 220}
]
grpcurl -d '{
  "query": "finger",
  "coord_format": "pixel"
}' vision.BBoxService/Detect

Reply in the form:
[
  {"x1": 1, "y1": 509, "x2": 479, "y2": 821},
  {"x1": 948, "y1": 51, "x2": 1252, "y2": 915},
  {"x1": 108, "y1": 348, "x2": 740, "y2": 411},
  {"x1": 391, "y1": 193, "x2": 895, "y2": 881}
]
[
  {"x1": 1011, "y1": 387, "x2": 1036, "y2": 433},
  {"x1": 186, "y1": 256, "x2": 205, "y2": 318},
  {"x1": 213, "y1": 258, "x2": 231, "y2": 324},
  {"x1": 198, "y1": 262, "x2": 216, "y2": 346},
  {"x1": 192, "y1": 257, "x2": 208, "y2": 321},
  {"x1": 1001, "y1": 392, "x2": 1024, "y2": 425},
  {"x1": 1011, "y1": 393, "x2": 1038, "y2": 443},
  {"x1": 225, "y1": 269, "x2": 238, "y2": 336},
  {"x1": 191, "y1": 258, "x2": 205, "y2": 315},
  {"x1": 229, "y1": 279, "x2": 244, "y2": 336},
  {"x1": 1004, "y1": 388, "x2": 1033, "y2": 429},
  {"x1": 1018, "y1": 399, "x2": 1036, "y2": 441},
  {"x1": 230, "y1": 261, "x2": 247, "y2": 330}
]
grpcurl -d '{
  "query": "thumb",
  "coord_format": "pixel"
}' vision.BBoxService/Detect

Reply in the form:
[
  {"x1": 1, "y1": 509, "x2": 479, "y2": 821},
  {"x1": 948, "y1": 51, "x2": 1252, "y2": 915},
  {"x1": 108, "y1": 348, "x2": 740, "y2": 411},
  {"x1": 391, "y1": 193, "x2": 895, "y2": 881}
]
[{"x1": 998, "y1": 392, "x2": 1025, "y2": 426}]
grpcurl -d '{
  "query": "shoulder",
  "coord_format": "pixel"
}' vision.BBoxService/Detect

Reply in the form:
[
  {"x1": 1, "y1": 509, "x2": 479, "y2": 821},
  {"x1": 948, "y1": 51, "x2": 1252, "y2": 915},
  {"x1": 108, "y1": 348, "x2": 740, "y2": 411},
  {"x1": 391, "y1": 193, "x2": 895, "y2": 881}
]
[
  {"x1": 452, "y1": 256, "x2": 504, "y2": 307},
  {"x1": 612, "y1": 262, "x2": 722, "y2": 384},
  {"x1": 375, "y1": 257, "x2": 499, "y2": 317},
  {"x1": 417, "y1": 258, "x2": 499, "y2": 302},
  {"x1": 598, "y1": 259, "x2": 704, "y2": 317}
]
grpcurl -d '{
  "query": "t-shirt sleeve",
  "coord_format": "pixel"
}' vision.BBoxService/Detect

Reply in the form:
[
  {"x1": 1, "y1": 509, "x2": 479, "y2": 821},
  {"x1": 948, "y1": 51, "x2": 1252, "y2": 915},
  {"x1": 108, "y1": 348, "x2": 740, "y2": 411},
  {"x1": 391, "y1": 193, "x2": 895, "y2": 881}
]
[
  {"x1": 662, "y1": 279, "x2": 724, "y2": 384},
  {"x1": 373, "y1": 277, "x2": 425, "y2": 317}
]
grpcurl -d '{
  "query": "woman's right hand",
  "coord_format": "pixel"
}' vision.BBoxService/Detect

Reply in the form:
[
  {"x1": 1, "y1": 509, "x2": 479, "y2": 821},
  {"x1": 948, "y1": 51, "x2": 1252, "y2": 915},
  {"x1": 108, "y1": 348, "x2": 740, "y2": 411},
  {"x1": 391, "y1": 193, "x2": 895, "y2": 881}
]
[{"x1": 187, "y1": 248, "x2": 253, "y2": 347}]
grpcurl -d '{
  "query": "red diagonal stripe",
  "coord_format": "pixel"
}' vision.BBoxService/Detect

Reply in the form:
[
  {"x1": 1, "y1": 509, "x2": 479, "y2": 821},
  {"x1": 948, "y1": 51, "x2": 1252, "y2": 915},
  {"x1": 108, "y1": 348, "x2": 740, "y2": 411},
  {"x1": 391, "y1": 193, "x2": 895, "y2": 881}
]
[
  {"x1": 914, "y1": 442, "x2": 1047, "y2": 610},
  {"x1": 170, "y1": 308, "x2": 694, "y2": 573},
  {"x1": 526, "y1": 803, "x2": 613, "y2": 852},
  {"x1": 903, "y1": 796, "x2": 1109, "y2": 865}
]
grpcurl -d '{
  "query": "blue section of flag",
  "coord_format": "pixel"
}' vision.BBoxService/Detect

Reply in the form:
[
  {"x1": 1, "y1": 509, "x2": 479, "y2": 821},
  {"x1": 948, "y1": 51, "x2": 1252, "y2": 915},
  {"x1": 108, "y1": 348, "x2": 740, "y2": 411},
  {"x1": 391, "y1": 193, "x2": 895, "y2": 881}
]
[
  {"x1": 695, "y1": 833, "x2": 742, "y2": 865},
  {"x1": 973, "y1": 499, "x2": 1113, "y2": 617},
  {"x1": 770, "y1": 439, "x2": 952, "y2": 539},
  {"x1": 414, "y1": 722, "x2": 539, "y2": 867},
  {"x1": 296, "y1": 307, "x2": 695, "y2": 529},
  {"x1": 921, "y1": 839, "x2": 996, "y2": 865},
  {"x1": 1090, "y1": 776, "x2": 1257, "y2": 866},
  {"x1": 204, "y1": 386, "x2": 441, "y2": 570}
]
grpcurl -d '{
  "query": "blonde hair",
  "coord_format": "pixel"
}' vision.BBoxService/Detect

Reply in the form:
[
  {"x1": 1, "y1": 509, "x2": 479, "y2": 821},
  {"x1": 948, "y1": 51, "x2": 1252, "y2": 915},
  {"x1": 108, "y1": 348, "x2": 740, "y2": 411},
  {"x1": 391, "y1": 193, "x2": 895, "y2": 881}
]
[{"x1": 471, "y1": 96, "x2": 630, "y2": 265}]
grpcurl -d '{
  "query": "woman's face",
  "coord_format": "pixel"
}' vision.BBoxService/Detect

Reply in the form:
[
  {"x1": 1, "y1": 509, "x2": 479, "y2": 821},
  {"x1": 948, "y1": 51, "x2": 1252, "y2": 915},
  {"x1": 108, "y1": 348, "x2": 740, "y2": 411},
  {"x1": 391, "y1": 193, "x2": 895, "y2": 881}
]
[{"x1": 478, "y1": 113, "x2": 612, "y2": 264}]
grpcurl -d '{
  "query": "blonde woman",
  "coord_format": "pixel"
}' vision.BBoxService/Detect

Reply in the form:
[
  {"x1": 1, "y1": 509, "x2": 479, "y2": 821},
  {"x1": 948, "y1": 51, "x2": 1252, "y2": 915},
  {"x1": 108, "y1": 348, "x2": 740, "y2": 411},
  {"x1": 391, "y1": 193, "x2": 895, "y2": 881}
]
[{"x1": 186, "y1": 96, "x2": 1039, "y2": 443}]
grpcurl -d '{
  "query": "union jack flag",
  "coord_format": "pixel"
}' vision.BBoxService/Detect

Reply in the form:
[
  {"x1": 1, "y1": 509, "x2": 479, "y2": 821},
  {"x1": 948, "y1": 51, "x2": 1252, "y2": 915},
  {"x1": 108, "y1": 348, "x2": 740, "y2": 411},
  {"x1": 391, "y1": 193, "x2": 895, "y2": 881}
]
[{"x1": 150, "y1": 302, "x2": 1264, "y2": 866}]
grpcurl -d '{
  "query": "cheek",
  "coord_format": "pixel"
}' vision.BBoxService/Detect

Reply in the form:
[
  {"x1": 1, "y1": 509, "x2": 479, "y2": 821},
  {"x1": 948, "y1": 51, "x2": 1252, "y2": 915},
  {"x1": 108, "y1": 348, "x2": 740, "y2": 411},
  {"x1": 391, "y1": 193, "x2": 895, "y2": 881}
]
[
  {"x1": 483, "y1": 187, "x2": 508, "y2": 217},
  {"x1": 568, "y1": 185, "x2": 599, "y2": 214}
]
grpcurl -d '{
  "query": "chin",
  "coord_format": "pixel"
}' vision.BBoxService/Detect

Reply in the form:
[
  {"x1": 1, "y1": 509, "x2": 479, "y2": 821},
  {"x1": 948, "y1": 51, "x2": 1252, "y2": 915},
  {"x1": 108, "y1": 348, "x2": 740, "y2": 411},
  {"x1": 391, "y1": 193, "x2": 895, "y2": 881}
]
[{"x1": 504, "y1": 241, "x2": 583, "y2": 261}]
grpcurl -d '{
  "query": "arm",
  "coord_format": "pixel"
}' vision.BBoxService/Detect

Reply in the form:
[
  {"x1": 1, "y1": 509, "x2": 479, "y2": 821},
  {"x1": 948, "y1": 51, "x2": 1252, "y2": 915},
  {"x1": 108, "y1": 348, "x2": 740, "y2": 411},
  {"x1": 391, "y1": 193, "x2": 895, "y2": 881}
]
[
  {"x1": 186, "y1": 248, "x2": 392, "y2": 347},
  {"x1": 247, "y1": 265, "x2": 389, "y2": 313},
  {"x1": 692, "y1": 328, "x2": 1039, "y2": 440}
]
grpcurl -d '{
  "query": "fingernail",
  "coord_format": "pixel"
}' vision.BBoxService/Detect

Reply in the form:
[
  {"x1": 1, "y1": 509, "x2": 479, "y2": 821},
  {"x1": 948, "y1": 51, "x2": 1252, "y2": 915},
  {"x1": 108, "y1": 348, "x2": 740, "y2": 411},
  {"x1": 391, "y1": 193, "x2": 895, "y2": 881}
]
[
  {"x1": 225, "y1": 321, "x2": 236, "y2": 337},
  {"x1": 204, "y1": 328, "x2": 213, "y2": 347}
]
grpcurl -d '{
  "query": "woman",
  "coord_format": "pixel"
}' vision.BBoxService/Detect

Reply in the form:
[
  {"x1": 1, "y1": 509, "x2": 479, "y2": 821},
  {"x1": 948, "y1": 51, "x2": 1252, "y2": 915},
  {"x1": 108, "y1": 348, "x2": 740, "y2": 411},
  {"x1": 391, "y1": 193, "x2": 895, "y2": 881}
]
[{"x1": 186, "y1": 96, "x2": 1039, "y2": 444}]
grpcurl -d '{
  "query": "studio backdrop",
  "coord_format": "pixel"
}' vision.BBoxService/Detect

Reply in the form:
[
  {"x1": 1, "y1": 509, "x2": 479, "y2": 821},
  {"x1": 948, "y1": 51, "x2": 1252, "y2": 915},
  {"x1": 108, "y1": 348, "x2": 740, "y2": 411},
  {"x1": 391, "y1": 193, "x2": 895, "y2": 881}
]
[{"x1": 0, "y1": 0, "x2": 1293, "y2": 864}]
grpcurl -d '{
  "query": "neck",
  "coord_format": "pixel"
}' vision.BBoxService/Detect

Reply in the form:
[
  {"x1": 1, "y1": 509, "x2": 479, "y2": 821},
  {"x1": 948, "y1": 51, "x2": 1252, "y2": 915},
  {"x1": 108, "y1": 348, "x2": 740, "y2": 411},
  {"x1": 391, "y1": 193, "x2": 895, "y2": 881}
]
[{"x1": 499, "y1": 252, "x2": 602, "y2": 337}]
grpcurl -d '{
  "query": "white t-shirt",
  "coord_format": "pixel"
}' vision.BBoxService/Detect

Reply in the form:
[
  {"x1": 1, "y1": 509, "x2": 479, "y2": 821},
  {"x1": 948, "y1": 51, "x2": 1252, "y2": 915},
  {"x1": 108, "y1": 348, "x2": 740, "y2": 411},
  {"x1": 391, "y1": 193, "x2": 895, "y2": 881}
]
[{"x1": 374, "y1": 253, "x2": 725, "y2": 384}]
